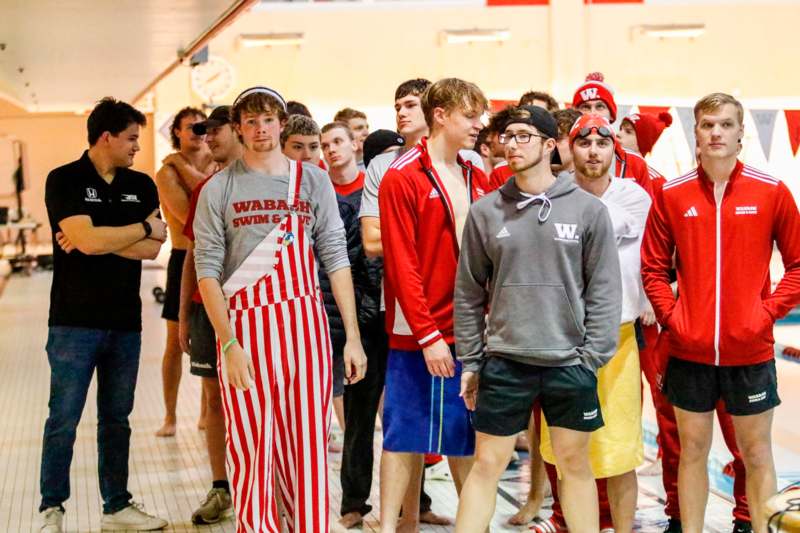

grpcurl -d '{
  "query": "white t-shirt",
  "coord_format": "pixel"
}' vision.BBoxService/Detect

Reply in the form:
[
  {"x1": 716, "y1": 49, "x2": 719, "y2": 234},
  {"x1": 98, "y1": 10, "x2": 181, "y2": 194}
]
[{"x1": 601, "y1": 178, "x2": 652, "y2": 324}]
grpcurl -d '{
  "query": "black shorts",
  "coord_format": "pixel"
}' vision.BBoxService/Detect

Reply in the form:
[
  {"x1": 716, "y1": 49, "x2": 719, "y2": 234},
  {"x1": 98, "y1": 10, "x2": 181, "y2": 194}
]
[
  {"x1": 161, "y1": 248, "x2": 186, "y2": 321},
  {"x1": 472, "y1": 356, "x2": 604, "y2": 436},
  {"x1": 664, "y1": 357, "x2": 780, "y2": 416},
  {"x1": 189, "y1": 302, "x2": 217, "y2": 378}
]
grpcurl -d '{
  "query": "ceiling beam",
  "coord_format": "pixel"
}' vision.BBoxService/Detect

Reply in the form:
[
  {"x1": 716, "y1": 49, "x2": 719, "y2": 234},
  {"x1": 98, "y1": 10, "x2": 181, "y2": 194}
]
[{"x1": 132, "y1": 0, "x2": 259, "y2": 105}]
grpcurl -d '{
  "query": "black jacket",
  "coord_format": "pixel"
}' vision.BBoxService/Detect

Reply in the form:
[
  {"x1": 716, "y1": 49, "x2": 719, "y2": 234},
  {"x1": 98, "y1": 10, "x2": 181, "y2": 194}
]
[{"x1": 318, "y1": 188, "x2": 383, "y2": 353}]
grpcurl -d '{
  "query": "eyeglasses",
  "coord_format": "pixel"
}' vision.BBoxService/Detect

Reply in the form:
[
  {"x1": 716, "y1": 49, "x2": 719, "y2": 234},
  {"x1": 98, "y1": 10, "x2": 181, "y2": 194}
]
[
  {"x1": 498, "y1": 132, "x2": 549, "y2": 144},
  {"x1": 575, "y1": 126, "x2": 614, "y2": 139}
]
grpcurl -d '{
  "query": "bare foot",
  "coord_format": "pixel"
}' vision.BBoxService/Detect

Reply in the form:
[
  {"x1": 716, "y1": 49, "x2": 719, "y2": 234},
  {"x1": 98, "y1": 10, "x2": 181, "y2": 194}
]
[
  {"x1": 419, "y1": 510, "x2": 452, "y2": 526},
  {"x1": 508, "y1": 497, "x2": 543, "y2": 525},
  {"x1": 155, "y1": 421, "x2": 176, "y2": 437},
  {"x1": 338, "y1": 511, "x2": 363, "y2": 529}
]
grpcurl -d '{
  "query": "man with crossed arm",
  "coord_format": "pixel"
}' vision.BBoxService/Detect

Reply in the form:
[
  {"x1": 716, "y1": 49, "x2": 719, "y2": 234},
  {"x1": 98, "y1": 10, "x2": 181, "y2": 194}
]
[{"x1": 40, "y1": 97, "x2": 168, "y2": 533}]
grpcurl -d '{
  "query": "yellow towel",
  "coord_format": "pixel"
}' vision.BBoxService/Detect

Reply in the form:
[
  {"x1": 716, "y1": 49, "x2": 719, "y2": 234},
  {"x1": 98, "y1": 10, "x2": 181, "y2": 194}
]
[{"x1": 540, "y1": 322, "x2": 644, "y2": 479}]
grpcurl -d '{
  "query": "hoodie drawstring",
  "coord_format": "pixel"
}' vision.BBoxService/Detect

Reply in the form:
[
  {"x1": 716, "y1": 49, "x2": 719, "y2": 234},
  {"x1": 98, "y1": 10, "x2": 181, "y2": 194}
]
[{"x1": 516, "y1": 193, "x2": 552, "y2": 222}]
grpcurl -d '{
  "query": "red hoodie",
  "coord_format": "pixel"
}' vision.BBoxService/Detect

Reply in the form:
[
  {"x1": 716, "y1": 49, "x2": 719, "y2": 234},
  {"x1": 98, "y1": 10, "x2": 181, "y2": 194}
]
[
  {"x1": 379, "y1": 138, "x2": 489, "y2": 351},
  {"x1": 641, "y1": 161, "x2": 800, "y2": 366}
]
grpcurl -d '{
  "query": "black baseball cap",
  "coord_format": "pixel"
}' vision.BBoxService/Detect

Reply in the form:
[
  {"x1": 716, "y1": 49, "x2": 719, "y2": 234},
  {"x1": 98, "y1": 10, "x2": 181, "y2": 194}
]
[
  {"x1": 192, "y1": 105, "x2": 231, "y2": 135},
  {"x1": 502, "y1": 105, "x2": 558, "y2": 139},
  {"x1": 363, "y1": 129, "x2": 405, "y2": 168},
  {"x1": 502, "y1": 105, "x2": 561, "y2": 165}
]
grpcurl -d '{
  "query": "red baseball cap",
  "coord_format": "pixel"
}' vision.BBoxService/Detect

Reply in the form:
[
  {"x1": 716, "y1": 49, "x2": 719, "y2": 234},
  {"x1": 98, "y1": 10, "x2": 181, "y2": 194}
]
[{"x1": 569, "y1": 114, "x2": 616, "y2": 146}]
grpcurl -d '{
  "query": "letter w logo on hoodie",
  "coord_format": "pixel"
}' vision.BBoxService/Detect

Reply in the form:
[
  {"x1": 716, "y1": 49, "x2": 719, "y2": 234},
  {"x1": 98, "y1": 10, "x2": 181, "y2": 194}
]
[{"x1": 554, "y1": 223, "x2": 580, "y2": 242}]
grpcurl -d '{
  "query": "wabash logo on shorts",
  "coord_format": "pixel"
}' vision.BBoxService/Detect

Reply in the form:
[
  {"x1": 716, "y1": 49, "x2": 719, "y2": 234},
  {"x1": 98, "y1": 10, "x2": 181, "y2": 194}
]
[
  {"x1": 554, "y1": 223, "x2": 580, "y2": 243},
  {"x1": 580, "y1": 88, "x2": 599, "y2": 101}
]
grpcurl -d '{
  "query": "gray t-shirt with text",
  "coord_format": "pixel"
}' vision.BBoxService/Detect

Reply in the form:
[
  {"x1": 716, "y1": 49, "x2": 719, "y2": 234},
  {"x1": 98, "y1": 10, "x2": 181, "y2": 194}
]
[{"x1": 194, "y1": 159, "x2": 349, "y2": 284}]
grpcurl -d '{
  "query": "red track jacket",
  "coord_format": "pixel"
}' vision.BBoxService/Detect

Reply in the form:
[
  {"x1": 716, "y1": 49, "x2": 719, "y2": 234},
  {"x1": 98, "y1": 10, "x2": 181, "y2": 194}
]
[
  {"x1": 616, "y1": 144, "x2": 655, "y2": 197},
  {"x1": 379, "y1": 138, "x2": 489, "y2": 351},
  {"x1": 641, "y1": 161, "x2": 800, "y2": 366},
  {"x1": 647, "y1": 164, "x2": 666, "y2": 193}
]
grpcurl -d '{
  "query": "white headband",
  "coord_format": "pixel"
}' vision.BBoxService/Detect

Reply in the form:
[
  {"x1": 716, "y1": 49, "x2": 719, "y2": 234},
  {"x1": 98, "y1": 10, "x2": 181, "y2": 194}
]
[{"x1": 233, "y1": 86, "x2": 287, "y2": 111}]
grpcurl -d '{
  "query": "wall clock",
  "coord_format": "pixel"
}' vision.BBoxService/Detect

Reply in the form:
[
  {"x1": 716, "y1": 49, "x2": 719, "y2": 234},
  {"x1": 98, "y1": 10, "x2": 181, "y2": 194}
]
[{"x1": 190, "y1": 56, "x2": 235, "y2": 103}]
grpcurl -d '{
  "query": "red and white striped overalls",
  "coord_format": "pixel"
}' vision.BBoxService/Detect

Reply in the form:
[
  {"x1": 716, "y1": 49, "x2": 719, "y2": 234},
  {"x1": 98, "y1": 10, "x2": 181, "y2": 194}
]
[{"x1": 219, "y1": 161, "x2": 333, "y2": 533}]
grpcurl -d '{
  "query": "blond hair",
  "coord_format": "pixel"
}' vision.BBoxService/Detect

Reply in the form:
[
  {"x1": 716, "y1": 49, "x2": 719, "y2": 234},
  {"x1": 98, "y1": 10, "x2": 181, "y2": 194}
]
[
  {"x1": 694, "y1": 93, "x2": 744, "y2": 125},
  {"x1": 421, "y1": 78, "x2": 488, "y2": 131},
  {"x1": 333, "y1": 108, "x2": 367, "y2": 123},
  {"x1": 280, "y1": 115, "x2": 320, "y2": 147},
  {"x1": 321, "y1": 121, "x2": 354, "y2": 140},
  {"x1": 231, "y1": 92, "x2": 287, "y2": 125}
]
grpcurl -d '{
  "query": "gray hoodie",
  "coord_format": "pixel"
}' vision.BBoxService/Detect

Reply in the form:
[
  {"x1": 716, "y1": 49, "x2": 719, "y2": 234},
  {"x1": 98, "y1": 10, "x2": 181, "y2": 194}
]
[{"x1": 455, "y1": 174, "x2": 621, "y2": 374}]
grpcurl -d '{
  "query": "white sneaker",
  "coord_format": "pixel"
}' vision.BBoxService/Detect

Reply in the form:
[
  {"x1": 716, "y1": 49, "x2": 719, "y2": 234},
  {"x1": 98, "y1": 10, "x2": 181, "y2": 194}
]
[
  {"x1": 40, "y1": 507, "x2": 63, "y2": 533},
  {"x1": 100, "y1": 502, "x2": 167, "y2": 531},
  {"x1": 425, "y1": 460, "x2": 452, "y2": 481}
]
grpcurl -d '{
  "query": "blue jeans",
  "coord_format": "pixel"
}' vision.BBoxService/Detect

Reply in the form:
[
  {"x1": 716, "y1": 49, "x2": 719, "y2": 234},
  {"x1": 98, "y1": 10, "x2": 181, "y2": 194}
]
[{"x1": 40, "y1": 326, "x2": 141, "y2": 514}]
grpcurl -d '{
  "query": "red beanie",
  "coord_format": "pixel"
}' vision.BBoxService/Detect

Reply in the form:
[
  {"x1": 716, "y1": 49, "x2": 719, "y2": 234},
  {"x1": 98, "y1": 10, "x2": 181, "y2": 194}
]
[
  {"x1": 623, "y1": 111, "x2": 673, "y2": 156},
  {"x1": 572, "y1": 72, "x2": 618, "y2": 122}
]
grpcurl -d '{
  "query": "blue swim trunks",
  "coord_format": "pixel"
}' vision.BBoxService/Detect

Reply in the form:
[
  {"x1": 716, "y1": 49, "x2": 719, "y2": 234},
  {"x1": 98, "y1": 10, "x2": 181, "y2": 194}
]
[{"x1": 382, "y1": 346, "x2": 475, "y2": 456}]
